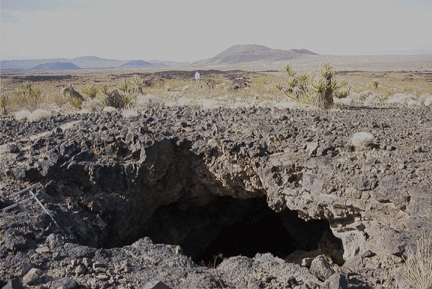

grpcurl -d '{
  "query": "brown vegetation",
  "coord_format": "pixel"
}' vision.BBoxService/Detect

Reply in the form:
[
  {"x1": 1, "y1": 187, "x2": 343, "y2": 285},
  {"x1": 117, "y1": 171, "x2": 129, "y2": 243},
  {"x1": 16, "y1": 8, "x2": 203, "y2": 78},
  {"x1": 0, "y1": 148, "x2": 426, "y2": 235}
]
[{"x1": 0, "y1": 64, "x2": 431, "y2": 118}]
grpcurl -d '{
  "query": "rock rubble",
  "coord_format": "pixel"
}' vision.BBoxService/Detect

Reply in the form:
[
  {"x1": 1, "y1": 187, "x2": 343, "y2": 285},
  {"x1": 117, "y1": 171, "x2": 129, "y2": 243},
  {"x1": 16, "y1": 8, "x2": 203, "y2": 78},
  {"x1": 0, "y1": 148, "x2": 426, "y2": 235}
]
[{"x1": 1, "y1": 106, "x2": 431, "y2": 288}]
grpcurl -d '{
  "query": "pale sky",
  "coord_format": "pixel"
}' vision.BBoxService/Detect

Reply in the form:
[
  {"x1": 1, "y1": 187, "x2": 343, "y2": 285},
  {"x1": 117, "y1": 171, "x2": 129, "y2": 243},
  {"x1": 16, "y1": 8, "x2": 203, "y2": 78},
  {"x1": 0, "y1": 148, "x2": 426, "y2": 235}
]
[{"x1": 1, "y1": 0, "x2": 432, "y2": 62}]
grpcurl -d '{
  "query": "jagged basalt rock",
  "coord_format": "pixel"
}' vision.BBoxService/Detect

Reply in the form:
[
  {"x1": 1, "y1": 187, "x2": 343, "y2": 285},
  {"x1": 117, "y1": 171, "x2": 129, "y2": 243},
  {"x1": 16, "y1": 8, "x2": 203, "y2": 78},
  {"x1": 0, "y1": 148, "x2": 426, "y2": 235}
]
[{"x1": 0, "y1": 106, "x2": 431, "y2": 288}]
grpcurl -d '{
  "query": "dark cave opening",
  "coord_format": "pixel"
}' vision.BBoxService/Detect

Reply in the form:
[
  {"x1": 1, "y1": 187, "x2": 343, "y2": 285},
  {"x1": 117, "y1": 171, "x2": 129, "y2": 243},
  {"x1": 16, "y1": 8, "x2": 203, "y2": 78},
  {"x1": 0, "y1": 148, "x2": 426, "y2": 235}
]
[
  {"x1": 196, "y1": 212, "x2": 295, "y2": 265},
  {"x1": 138, "y1": 195, "x2": 344, "y2": 266}
]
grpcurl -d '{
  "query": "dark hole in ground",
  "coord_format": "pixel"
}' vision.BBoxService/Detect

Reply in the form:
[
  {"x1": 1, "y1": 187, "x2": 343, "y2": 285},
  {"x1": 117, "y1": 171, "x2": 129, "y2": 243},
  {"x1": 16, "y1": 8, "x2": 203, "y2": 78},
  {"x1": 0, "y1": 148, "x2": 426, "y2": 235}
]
[
  {"x1": 197, "y1": 212, "x2": 295, "y2": 266},
  {"x1": 137, "y1": 195, "x2": 344, "y2": 266}
]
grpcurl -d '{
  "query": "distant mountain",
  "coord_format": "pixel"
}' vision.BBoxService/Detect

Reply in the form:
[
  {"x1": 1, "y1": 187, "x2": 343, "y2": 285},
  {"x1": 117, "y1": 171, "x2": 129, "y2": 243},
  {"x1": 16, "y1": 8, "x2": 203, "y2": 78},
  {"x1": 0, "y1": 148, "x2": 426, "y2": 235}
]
[
  {"x1": 71, "y1": 56, "x2": 125, "y2": 69},
  {"x1": 31, "y1": 62, "x2": 81, "y2": 70},
  {"x1": 1, "y1": 56, "x2": 181, "y2": 70},
  {"x1": 195, "y1": 44, "x2": 317, "y2": 65},
  {"x1": 120, "y1": 60, "x2": 156, "y2": 68},
  {"x1": 1, "y1": 58, "x2": 70, "y2": 70}
]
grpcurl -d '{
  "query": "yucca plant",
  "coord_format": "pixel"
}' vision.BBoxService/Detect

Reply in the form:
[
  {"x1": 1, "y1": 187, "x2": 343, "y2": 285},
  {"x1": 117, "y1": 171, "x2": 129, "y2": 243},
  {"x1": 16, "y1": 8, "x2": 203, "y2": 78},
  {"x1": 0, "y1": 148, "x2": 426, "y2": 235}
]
[
  {"x1": 320, "y1": 64, "x2": 335, "y2": 108},
  {"x1": 11, "y1": 88, "x2": 26, "y2": 105},
  {"x1": 283, "y1": 64, "x2": 296, "y2": 77},
  {"x1": 100, "y1": 85, "x2": 110, "y2": 95},
  {"x1": 334, "y1": 80, "x2": 351, "y2": 98},
  {"x1": 66, "y1": 96, "x2": 83, "y2": 109},
  {"x1": 22, "y1": 81, "x2": 33, "y2": 96},
  {"x1": 277, "y1": 64, "x2": 350, "y2": 108},
  {"x1": 28, "y1": 86, "x2": 43, "y2": 110},
  {"x1": 0, "y1": 93, "x2": 8, "y2": 115},
  {"x1": 311, "y1": 76, "x2": 330, "y2": 108},
  {"x1": 82, "y1": 83, "x2": 99, "y2": 99},
  {"x1": 118, "y1": 79, "x2": 130, "y2": 94},
  {"x1": 9, "y1": 81, "x2": 44, "y2": 111},
  {"x1": 130, "y1": 74, "x2": 144, "y2": 94}
]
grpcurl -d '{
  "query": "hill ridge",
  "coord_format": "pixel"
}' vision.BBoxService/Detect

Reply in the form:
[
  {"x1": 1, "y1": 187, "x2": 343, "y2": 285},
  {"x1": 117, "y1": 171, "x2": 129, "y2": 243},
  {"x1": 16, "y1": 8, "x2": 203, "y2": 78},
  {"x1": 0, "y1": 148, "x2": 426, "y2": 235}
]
[{"x1": 196, "y1": 44, "x2": 317, "y2": 65}]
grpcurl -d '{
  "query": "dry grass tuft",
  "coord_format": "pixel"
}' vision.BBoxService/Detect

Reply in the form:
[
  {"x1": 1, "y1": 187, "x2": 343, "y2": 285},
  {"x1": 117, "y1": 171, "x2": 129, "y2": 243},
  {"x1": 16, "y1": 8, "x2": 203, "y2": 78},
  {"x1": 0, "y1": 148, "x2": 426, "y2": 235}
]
[
  {"x1": 121, "y1": 106, "x2": 139, "y2": 118},
  {"x1": 82, "y1": 98, "x2": 105, "y2": 112},
  {"x1": 402, "y1": 231, "x2": 432, "y2": 289}
]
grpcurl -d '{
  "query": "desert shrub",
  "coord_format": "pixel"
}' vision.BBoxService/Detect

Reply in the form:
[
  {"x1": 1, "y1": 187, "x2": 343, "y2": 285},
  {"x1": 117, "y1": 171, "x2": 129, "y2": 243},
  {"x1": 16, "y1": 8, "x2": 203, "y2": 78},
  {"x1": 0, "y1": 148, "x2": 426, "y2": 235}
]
[
  {"x1": 134, "y1": 94, "x2": 164, "y2": 110},
  {"x1": 387, "y1": 93, "x2": 417, "y2": 105},
  {"x1": 201, "y1": 99, "x2": 220, "y2": 110},
  {"x1": 14, "y1": 109, "x2": 31, "y2": 121},
  {"x1": 402, "y1": 231, "x2": 432, "y2": 289},
  {"x1": 82, "y1": 98, "x2": 104, "y2": 112},
  {"x1": 277, "y1": 64, "x2": 350, "y2": 109},
  {"x1": 358, "y1": 90, "x2": 375, "y2": 101},
  {"x1": 177, "y1": 96, "x2": 192, "y2": 107},
  {"x1": 27, "y1": 109, "x2": 51, "y2": 122},
  {"x1": 100, "y1": 76, "x2": 145, "y2": 109}
]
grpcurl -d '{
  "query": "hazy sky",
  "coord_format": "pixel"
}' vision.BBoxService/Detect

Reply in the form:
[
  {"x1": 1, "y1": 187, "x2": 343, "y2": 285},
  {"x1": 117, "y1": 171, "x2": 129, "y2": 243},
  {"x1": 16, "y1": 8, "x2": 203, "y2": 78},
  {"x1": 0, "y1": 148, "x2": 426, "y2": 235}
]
[{"x1": 1, "y1": 0, "x2": 432, "y2": 61}]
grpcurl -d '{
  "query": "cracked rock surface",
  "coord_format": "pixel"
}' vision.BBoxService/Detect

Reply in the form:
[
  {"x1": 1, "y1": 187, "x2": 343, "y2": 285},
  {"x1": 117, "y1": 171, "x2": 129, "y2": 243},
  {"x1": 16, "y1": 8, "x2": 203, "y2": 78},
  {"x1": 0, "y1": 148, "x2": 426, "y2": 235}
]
[{"x1": 1, "y1": 106, "x2": 431, "y2": 288}]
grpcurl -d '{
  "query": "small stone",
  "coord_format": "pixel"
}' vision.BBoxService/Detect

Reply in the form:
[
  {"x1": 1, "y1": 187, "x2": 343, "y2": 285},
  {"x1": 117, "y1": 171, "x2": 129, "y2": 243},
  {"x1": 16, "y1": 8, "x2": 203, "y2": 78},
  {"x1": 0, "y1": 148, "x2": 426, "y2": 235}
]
[
  {"x1": 96, "y1": 274, "x2": 109, "y2": 281},
  {"x1": 322, "y1": 273, "x2": 349, "y2": 289},
  {"x1": 307, "y1": 141, "x2": 319, "y2": 157},
  {"x1": 361, "y1": 250, "x2": 375, "y2": 258},
  {"x1": 385, "y1": 145, "x2": 395, "y2": 151},
  {"x1": 94, "y1": 267, "x2": 106, "y2": 273},
  {"x1": 36, "y1": 246, "x2": 50, "y2": 254},
  {"x1": 75, "y1": 264, "x2": 86, "y2": 275},
  {"x1": 53, "y1": 127, "x2": 63, "y2": 134},
  {"x1": 52, "y1": 277, "x2": 78, "y2": 289},
  {"x1": 310, "y1": 256, "x2": 335, "y2": 281},
  {"x1": 23, "y1": 268, "x2": 42, "y2": 285},
  {"x1": 82, "y1": 257, "x2": 91, "y2": 268},
  {"x1": 6, "y1": 144, "x2": 20, "y2": 153},
  {"x1": 247, "y1": 276, "x2": 260, "y2": 289}
]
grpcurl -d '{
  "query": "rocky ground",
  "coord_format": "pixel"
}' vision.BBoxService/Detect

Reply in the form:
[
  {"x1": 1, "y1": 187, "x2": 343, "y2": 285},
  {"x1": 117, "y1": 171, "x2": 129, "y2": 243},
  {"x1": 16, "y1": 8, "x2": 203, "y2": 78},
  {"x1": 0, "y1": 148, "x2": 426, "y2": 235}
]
[{"x1": 0, "y1": 105, "x2": 431, "y2": 289}]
